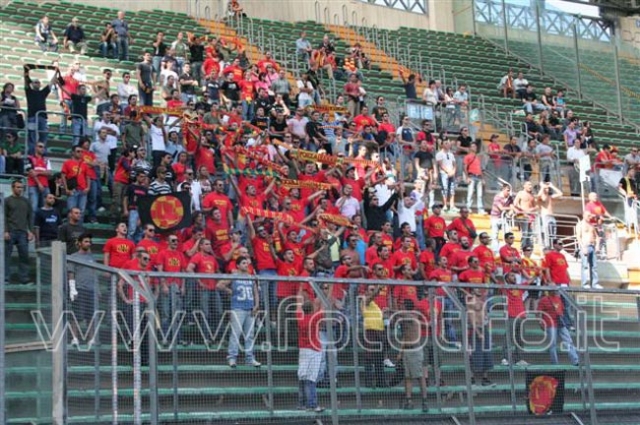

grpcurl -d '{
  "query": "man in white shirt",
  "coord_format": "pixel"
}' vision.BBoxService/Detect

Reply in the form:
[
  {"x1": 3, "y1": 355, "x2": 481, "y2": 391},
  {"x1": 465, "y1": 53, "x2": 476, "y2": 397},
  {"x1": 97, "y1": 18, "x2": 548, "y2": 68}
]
[
  {"x1": 623, "y1": 147, "x2": 640, "y2": 175},
  {"x1": 513, "y1": 71, "x2": 528, "y2": 99},
  {"x1": 287, "y1": 108, "x2": 309, "y2": 142},
  {"x1": 92, "y1": 112, "x2": 120, "y2": 152},
  {"x1": 535, "y1": 135, "x2": 555, "y2": 183},
  {"x1": 566, "y1": 138, "x2": 586, "y2": 196},
  {"x1": 436, "y1": 139, "x2": 457, "y2": 212},
  {"x1": 397, "y1": 191, "x2": 424, "y2": 233},
  {"x1": 117, "y1": 72, "x2": 138, "y2": 104},
  {"x1": 453, "y1": 85, "x2": 469, "y2": 123},
  {"x1": 336, "y1": 184, "x2": 360, "y2": 219}
]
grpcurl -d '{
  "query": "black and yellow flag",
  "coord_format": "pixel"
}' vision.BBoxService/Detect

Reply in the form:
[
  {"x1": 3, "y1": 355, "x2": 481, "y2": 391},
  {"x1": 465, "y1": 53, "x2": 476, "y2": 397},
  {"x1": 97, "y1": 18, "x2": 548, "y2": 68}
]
[{"x1": 138, "y1": 192, "x2": 192, "y2": 233}]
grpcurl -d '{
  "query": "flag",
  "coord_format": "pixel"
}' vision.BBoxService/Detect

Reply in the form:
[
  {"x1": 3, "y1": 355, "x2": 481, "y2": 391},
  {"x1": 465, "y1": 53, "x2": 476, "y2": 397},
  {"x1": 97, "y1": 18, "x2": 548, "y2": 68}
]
[
  {"x1": 526, "y1": 370, "x2": 565, "y2": 416},
  {"x1": 137, "y1": 192, "x2": 192, "y2": 234}
]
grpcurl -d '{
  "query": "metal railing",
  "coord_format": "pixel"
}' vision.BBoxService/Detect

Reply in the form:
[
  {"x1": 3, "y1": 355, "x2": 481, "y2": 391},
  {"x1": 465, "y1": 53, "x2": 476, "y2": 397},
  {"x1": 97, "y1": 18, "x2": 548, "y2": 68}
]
[{"x1": 14, "y1": 241, "x2": 640, "y2": 424}]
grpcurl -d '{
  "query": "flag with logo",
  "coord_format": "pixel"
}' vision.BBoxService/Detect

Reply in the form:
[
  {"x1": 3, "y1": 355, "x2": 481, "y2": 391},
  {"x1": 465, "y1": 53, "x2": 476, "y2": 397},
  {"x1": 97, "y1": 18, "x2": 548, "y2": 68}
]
[
  {"x1": 137, "y1": 192, "x2": 192, "y2": 234},
  {"x1": 526, "y1": 370, "x2": 565, "y2": 416}
]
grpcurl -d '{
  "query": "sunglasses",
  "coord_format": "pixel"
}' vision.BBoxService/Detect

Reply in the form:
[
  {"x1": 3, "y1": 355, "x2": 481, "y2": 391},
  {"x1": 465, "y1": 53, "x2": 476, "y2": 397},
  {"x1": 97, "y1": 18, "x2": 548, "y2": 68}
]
[{"x1": 140, "y1": 256, "x2": 150, "y2": 261}]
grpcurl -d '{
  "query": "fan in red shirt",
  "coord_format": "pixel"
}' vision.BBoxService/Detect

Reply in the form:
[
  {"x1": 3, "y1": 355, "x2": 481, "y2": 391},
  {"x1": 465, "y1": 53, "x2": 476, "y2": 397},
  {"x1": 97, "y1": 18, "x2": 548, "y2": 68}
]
[
  {"x1": 248, "y1": 218, "x2": 277, "y2": 273},
  {"x1": 499, "y1": 232, "x2": 521, "y2": 273},
  {"x1": 276, "y1": 249, "x2": 301, "y2": 299},
  {"x1": 117, "y1": 250, "x2": 152, "y2": 305},
  {"x1": 194, "y1": 135, "x2": 216, "y2": 176},
  {"x1": 392, "y1": 264, "x2": 419, "y2": 310},
  {"x1": 458, "y1": 256, "x2": 486, "y2": 285},
  {"x1": 334, "y1": 254, "x2": 368, "y2": 300},
  {"x1": 257, "y1": 52, "x2": 280, "y2": 73},
  {"x1": 353, "y1": 106, "x2": 377, "y2": 130},
  {"x1": 103, "y1": 222, "x2": 135, "y2": 268},
  {"x1": 339, "y1": 167, "x2": 368, "y2": 202},
  {"x1": 186, "y1": 239, "x2": 219, "y2": 291},
  {"x1": 222, "y1": 58, "x2": 244, "y2": 82},
  {"x1": 202, "y1": 178, "x2": 234, "y2": 228},
  {"x1": 393, "y1": 223, "x2": 420, "y2": 254},
  {"x1": 155, "y1": 235, "x2": 188, "y2": 294},
  {"x1": 369, "y1": 262, "x2": 392, "y2": 310},
  {"x1": 439, "y1": 230, "x2": 462, "y2": 266},
  {"x1": 365, "y1": 232, "x2": 385, "y2": 265},
  {"x1": 61, "y1": 148, "x2": 89, "y2": 193},
  {"x1": 450, "y1": 236, "x2": 474, "y2": 276},
  {"x1": 391, "y1": 235, "x2": 418, "y2": 277},
  {"x1": 500, "y1": 271, "x2": 529, "y2": 365},
  {"x1": 424, "y1": 204, "x2": 447, "y2": 255},
  {"x1": 446, "y1": 208, "x2": 477, "y2": 241},
  {"x1": 205, "y1": 207, "x2": 232, "y2": 259},
  {"x1": 544, "y1": 239, "x2": 570, "y2": 285},
  {"x1": 136, "y1": 224, "x2": 161, "y2": 265},
  {"x1": 418, "y1": 238, "x2": 436, "y2": 279},
  {"x1": 428, "y1": 256, "x2": 453, "y2": 297},
  {"x1": 584, "y1": 192, "x2": 612, "y2": 224},
  {"x1": 202, "y1": 53, "x2": 221, "y2": 79},
  {"x1": 473, "y1": 232, "x2": 496, "y2": 277}
]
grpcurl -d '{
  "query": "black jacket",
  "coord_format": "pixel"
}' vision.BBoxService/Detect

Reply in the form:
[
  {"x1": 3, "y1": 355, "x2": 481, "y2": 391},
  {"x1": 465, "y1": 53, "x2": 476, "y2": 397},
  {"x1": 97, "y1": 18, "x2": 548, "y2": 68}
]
[{"x1": 363, "y1": 187, "x2": 397, "y2": 231}]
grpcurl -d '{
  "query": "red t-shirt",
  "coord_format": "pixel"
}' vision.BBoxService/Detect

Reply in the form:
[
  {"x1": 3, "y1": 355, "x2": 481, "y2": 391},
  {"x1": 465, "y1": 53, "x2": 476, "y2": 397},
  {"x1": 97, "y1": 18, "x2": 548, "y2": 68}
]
[
  {"x1": 463, "y1": 153, "x2": 482, "y2": 176},
  {"x1": 189, "y1": 252, "x2": 219, "y2": 290},
  {"x1": 61, "y1": 158, "x2": 88, "y2": 191},
  {"x1": 424, "y1": 215, "x2": 446, "y2": 238},
  {"x1": 544, "y1": 251, "x2": 570, "y2": 284},
  {"x1": 451, "y1": 249, "x2": 474, "y2": 272},
  {"x1": 136, "y1": 239, "x2": 161, "y2": 265},
  {"x1": 365, "y1": 245, "x2": 380, "y2": 266},
  {"x1": 80, "y1": 150, "x2": 97, "y2": 180},
  {"x1": 439, "y1": 242, "x2": 462, "y2": 265},
  {"x1": 27, "y1": 155, "x2": 50, "y2": 187},
  {"x1": 155, "y1": 249, "x2": 187, "y2": 286},
  {"x1": 202, "y1": 192, "x2": 233, "y2": 227},
  {"x1": 276, "y1": 259, "x2": 300, "y2": 298},
  {"x1": 447, "y1": 217, "x2": 477, "y2": 240},
  {"x1": 251, "y1": 236, "x2": 276, "y2": 271},
  {"x1": 393, "y1": 236, "x2": 419, "y2": 255},
  {"x1": 391, "y1": 249, "x2": 417, "y2": 276},
  {"x1": 297, "y1": 310, "x2": 322, "y2": 351},
  {"x1": 114, "y1": 157, "x2": 131, "y2": 185},
  {"x1": 499, "y1": 245, "x2": 521, "y2": 272},
  {"x1": 458, "y1": 268, "x2": 486, "y2": 284},
  {"x1": 504, "y1": 285, "x2": 526, "y2": 318},
  {"x1": 373, "y1": 284, "x2": 390, "y2": 310},
  {"x1": 392, "y1": 284, "x2": 419, "y2": 307},
  {"x1": 205, "y1": 219, "x2": 231, "y2": 257},
  {"x1": 473, "y1": 245, "x2": 496, "y2": 273},
  {"x1": 538, "y1": 294, "x2": 563, "y2": 328},
  {"x1": 238, "y1": 79, "x2": 256, "y2": 101},
  {"x1": 419, "y1": 250, "x2": 436, "y2": 278},
  {"x1": 195, "y1": 145, "x2": 216, "y2": 175},
  {"x1": 103, "y1": 237, "x2": 135, "y2": 268}
]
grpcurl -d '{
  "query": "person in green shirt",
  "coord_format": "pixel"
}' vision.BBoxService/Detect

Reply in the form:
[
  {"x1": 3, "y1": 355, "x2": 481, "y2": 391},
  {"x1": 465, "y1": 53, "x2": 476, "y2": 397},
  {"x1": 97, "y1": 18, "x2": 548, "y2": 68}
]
[
  {"x1": 122, "y1": 112, "x2": 146, "y2": 150},
  {"x1": 2, "y1": 131, "x2": 25, "y2": 175}
]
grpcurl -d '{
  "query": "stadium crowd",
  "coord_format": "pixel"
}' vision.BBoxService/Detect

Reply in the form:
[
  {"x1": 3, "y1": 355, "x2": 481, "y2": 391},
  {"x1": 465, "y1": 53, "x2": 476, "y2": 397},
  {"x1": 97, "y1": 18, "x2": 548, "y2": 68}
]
[{"x1": 0, "y1": 6, "x2": 628, "y2": 413}]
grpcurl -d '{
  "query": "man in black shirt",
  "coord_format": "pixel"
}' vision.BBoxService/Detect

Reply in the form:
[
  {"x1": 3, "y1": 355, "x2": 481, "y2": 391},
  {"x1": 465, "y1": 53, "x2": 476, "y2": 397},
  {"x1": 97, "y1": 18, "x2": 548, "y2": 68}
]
[
  {"x1": 251, "y1": 107, "x2": 269, "y2": 132},
  {"x1": 305, "y1": 110, "x2": 328, "y2": 153},
  {"x1": 221, "y1": 73, "x2": 240, "y2": 107},
  {"x1": 34, "y1": 193, "x2": 61, "y2": 248},
  {"x1": 152, "y1": 31, "x2": 167, "y2": 84},
  {"x1": 63, "y1": 17, "x2": 87, "y2": 55},
  {"x1": 253, "y1": 89, "x2": 272, "y2": 117},
  {"x1": 24, "y1": 65, "x2": 57, "y2": 155},
  {"x1": 188, "y1": 37, "x2": 205, "y2": 85},
  {"x1": 269, "y1": 111, "x2": 288, "y2": 141},
  {"x1": 522, "y1": 84, "x2": 546, "y2": 115},
  {"x1": 179, "y1": 63, "x2": 198, "y2": 104},
  {"x1": 400, "y1": 71, "x2": 417, "y2": 100},
  {"x1": 137, "y1": 52, "x2": 154, "y2": 106},
  {"x1": 58, "y1": 207, "x2": 87, "y2": 255},
  {"x1": 69, "y1": 85, "x2": 91, "y2": 145}
]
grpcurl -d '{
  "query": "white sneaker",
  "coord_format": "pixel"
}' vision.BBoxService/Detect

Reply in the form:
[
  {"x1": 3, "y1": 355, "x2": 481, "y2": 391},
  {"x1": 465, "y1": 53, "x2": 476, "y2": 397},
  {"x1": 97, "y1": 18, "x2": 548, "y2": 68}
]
[
  {"x1": 384, "y1": 358, "x2": 396, "y2": 368},
  {"x1": 501, "y1": 358, "x2": 509, "y2": 366},
  {"x1": 228, "y1": 358, "x2": 237, "y2": 368},
  {"x1": 516, "y1": 360, "x2": 530, "y2": 367},
  {"x1": 592, "y1": 284, "x2": 603, "y2": 289},
  {"x1": 97, "y1": 207, "x2": 106, "y2": 213},
  {"x1": 248, "y1": 359, "x2": 262, "y2": 368}
]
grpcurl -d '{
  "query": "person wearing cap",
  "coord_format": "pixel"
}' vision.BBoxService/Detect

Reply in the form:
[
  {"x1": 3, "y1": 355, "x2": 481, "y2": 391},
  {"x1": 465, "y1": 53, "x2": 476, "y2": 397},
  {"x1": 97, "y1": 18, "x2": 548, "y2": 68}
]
[{"x1": 63, "y1": 17, "x2": 87, "y2": 54}]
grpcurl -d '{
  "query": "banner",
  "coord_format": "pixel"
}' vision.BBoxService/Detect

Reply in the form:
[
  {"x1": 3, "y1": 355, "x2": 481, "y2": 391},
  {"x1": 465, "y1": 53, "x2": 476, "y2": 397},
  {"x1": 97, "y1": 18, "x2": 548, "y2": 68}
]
[
  {"x1": 526, "y1": 370, "x2": 565, "y2": 416},
  {"x1": 235, "y1": 146, "x2": 287, "y2": 175},
  {"x1": 137, "y1": 106, "x2": 185, "y2": 117},
  {"x1": 272, "y1": 140, "x2": 379, "y2": 169},
  {"x1": 137, "y1": 192, "x2": 193, "y2": 234},
  {"x1": 241, "y1": 207, "x2": 294, "y2": 223},
  {"x1": 279, "y1": 178, "x2": 333, "y2": 191},
  {"x1": 223, "y1": 163, "x2": 281, "y2": 178},
  {"x1": 318, "y1": 213, "x2": 352, "y2": 227}
]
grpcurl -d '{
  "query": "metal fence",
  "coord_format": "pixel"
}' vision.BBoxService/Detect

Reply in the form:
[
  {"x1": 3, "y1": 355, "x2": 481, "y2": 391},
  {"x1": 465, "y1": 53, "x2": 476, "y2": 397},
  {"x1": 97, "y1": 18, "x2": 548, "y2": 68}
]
[{"x1": 7, "y1": 241, "x2": 640, "y2": 424}]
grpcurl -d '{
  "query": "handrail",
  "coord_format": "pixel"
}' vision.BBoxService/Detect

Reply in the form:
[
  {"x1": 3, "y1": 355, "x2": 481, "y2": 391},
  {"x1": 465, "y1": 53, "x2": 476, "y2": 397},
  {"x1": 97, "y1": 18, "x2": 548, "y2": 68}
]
[
  {"x1": 194, "y1": 0, "x2": 200, "y2": 21},
  {"x1": 324, "y1": 7, "x2": 330, "y2": 25},
  {"x1": 351, "y1": 10, "x2": 358, "y2": 29},
  {"x1": 333, "y1": 13, "x2": 340, "y2": 25},
  {"x1": 204, "y1": 5, "x2": 211, "y2": 21},
  {"x1": 314, "y1": 0, "x2": 321, "y2": 23},
  {"x1": 342, "y1": 4, "x2": 348, "y2": 25}
]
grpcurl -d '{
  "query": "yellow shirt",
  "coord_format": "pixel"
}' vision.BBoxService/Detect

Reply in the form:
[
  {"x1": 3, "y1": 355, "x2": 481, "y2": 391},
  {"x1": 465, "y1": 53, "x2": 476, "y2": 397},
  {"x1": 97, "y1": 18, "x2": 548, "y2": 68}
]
[{"x1": 363, "y1": 300, "x2": 384, "y2": 331}]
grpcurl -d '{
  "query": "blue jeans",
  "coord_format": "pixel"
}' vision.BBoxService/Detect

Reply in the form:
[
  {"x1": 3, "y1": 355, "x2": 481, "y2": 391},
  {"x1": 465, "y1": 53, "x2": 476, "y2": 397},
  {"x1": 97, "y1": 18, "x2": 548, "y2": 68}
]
[
  {"x1": 547, "y1": 326, "x2": 579, "y2": 365},
  {"x1": 241, "y1": 100, "x2": 254, "y2": 121},
  {"x1": 116, "y1": 37, "x2": 129, "y2": 61},
  {"x1": 317, "y1": 329, "x2": 338, "y2": 383},
  {"x1": 581, "y1": 245, "x2": 599, "y2": 288},
  {"x1": 100, "y1": 41, "x2": 117, "y2": 58},
  {"x1": 228, "y1": 309, "x2": 257, "y2": 363},
  {"x1": 160, "y1": 283, "x2": 183, "y2": 342},
  {"x1": 258, "y1": 269, "x2": 278, "y2": 315},
  {"x1": 152, "y1": 56, "x2": 163, "y2": 82},
  {"x1": 67, "y1": 190, "x2": 87, "y2": 222},
  {"x1": 471, "y1": 327, "x2": 493, "y2": 373},
  {"x1": 0, "y1": 155, "x2": 5, "y2": 173},
  {"x1": 138, "y1": 87, "x2": 153, "y2": 106},
  {"x1": 71, "y1": 117, "x2": 86, "y2": 145},
  {"x1": 298, "y1": 380, "x2": 318, "y2": 409},
  {"x1": 181, "y1": 93, "x2": 198, "y2": 105},
  {"x1": 127, "y1": 209, "x2": 142, "y2": 242},
  {"x1": 443, "y1": 297, "x2": 458, "y2": 344},
  {"x1": 28, "y1": 115, "x2": 49, "y2": 155},
  {"x1": 5, "y1": 230, "x2": 30, "y2": 283},
  {"x1": 28, "y1": 186, "x2": 49, "y2": 224},
  {"x1": 87, "y1": 177, "x2": 100, "y2": 221}
]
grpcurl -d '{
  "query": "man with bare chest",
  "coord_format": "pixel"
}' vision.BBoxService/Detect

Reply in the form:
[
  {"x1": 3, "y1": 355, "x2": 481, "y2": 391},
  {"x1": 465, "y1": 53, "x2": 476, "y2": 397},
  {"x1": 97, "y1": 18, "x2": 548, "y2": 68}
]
[
  {"x1": 576, "y1": 212, "x2": 601, "y2": 289},
  {"x1": 537, "y1": 182, "x2": 562, "y2": 247},
  {"x1": 513, "y1": 181, "x2": 538, "y2": 249}
]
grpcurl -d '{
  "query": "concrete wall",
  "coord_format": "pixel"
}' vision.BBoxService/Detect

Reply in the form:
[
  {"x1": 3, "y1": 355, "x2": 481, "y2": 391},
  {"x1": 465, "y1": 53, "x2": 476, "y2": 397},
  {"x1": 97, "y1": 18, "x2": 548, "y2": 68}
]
[
  {"x1": 46, "y1": 0, "x2": 455, "y2": 33},
  {"x1": 618, "y1": 16, "x2": 640, "y2": 53}
]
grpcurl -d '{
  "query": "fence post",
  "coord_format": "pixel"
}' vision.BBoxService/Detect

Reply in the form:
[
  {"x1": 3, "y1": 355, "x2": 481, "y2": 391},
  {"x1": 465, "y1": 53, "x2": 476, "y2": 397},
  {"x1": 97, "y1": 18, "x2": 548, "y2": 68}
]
[
  {"x1": 0, "y1": 193, "x2": 4, "y2": 425},
  {"x1": 471, "y1": 0, "x2": 478, "y2": 36},
  {"x1": 535, "y1": 1, "x2": 544, "y2": 75},
  {"x1": 612, "y1": 44, "x2": 624, "y2": 123},
  {"x1": 110, "y1": 274, "x2": 119, "y2": 425},
  {"x1": 572, "y1": 22, "x2": 583, "y2": 101},
  {"x1": 500, "y1": 0, "x2": 508, "y2": 53},
  {"x1": 261, "y1": 275, "x2": 275, "y2": 416},
  {"x1": 51, "y1": 241, "x2": 67, "y2": 425}
]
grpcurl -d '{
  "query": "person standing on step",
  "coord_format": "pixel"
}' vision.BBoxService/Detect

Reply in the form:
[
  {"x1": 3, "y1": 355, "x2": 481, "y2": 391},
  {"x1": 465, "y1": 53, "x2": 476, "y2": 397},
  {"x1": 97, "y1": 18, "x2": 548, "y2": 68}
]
[
  {"x1": 576, "y1": 212, "x2": 602, "y2": 290},
  {"x1": 57, "y1": 207, "x2": 86, "y2": 255},
  {"x1": 538, "y1": 284, "x2": 579, "y2": 366},
  {"x1": 4, "y1": 180, "x2": 34, "y2": 285},
  {"x1": 111, "y1": 10, "x2": 132, "y2": 61},
  {"x1": 435, "y1": 139, "x2": 457, "y2": 213},
  {"x1": 24, "y1": 65, "x2": 57, "y2": 155},
  {"x1": 463, "y1": 142, "x2": 484, "y2": 214},
  {"x1": 500, "y1": 271, "x2": 530, "y2": 367},
  {"x1": 34, "y1": 193, "x2": 61, "y2": 249},
  {"x1": 397, "y1": 299, "x2": 429, "y2": 412},
  {"x1": 67, "y1": 233, "x2": 97, "y2": 346},
  {"x1": 296, "y1": 294, "x2": 325, "y2": 413},
  {"x1": 218, "y1": 256, "x2": 262, "y2": 368},
  {"x1": 137, "y1": 52, "x2": 154, "y2": 107}
]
